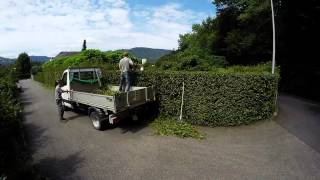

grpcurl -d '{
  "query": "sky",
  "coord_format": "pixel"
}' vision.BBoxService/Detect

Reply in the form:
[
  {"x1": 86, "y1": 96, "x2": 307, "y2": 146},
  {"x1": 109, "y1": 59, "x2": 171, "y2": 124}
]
[{"x1": 0, "y1": 0, "x2": 215, "y2": 58}]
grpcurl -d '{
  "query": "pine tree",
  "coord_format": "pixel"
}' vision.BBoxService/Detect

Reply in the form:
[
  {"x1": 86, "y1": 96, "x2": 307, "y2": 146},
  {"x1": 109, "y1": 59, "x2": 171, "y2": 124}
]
[{"x1": 82, "y1": 39, "x2": 87, "y2": 51}]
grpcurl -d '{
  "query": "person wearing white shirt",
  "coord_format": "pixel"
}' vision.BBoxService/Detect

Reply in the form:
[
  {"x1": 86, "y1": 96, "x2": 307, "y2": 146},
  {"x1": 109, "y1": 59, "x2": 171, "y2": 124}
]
[{"x1": 119, "y1": 52, "x2": 133, "y2": 92}]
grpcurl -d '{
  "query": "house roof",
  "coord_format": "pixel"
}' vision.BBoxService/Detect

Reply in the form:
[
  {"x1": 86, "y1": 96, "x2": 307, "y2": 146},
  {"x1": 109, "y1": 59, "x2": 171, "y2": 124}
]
[{"x1": 55, "y1": 51, "x2": 80, "y2": 58}]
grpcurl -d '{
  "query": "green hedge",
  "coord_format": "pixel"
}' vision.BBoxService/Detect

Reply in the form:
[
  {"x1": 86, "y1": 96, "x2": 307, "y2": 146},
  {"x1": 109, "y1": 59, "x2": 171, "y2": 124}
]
[
  {"x1": 35, "y1": 68, "x2": 279, "y2": 127},
  {"x1": 33, "y1": 68, "x2": 63, "y2": 87},
  {"x1": 0, "y1": 68, "x2": 36, "y2": 179}
]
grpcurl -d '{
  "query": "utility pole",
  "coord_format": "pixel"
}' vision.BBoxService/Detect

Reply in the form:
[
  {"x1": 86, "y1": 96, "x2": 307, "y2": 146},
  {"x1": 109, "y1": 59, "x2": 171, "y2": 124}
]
[{"x1": 271, "y1": 0, "x2": 276, "y2": 74}]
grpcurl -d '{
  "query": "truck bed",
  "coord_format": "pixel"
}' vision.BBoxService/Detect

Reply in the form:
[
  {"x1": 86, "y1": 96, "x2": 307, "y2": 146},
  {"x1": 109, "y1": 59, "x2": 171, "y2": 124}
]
[{"x1": 69, "y1": 86, "x2": 155, "y2": 113}]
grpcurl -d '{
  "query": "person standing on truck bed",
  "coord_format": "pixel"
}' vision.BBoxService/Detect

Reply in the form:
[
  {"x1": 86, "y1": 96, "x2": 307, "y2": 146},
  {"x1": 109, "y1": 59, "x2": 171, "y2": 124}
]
[
  {"x1": 55, "y1": 80, "x2": 69, "y2": 121},
  {"x1": 119, "y1": 52, "x2": 133, "y2": 92}
]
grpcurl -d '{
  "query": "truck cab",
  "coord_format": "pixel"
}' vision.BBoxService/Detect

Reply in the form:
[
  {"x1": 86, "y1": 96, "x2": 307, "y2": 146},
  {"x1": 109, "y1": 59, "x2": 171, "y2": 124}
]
[
  {"x1": 58, "y1": 67, "x2": 155, "y2": 130},
  {"x1": 60, "y1": 67, "x2": 102, "y2": 108}
]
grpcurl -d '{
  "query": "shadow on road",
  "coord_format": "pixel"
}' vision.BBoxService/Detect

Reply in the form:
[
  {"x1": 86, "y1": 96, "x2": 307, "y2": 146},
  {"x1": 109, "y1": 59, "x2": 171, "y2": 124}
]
[
  {"x1": 65, "y1": 109, "x2": 87, "y2": 121},
  {"x1": 21, "y1": 101, "x2": 33, "y2": 106},
  {"x1": 24, "y1": 123, "x2": 48, "y2": 154},
  {"x1": 63, "y1": 101, "x2": 160, "y2": 134},
  {"x1": 275, "y1": 94, "x2": 320, "y2": 153},
  {"x1": 112, "y1": 102, "x2": 160, "y2": 134},
  {"x1": 20, "y1": 91, "x2": 34, "y2": 115},
  {"x1": 307, "y1": 104, "x2": 320, "y2": 116},
  {"x1": 34, "y1": 151, "x2": 85, "y2": 180},
  {"x1": 20, "y1": 95, "x2": 33, "y2": 106},
  {"x1": 116, "y1": 119, "x2": 151, "y2": 134},
  {"x1": 23, "y1": 110, "x2": 34, "y2": 116}
]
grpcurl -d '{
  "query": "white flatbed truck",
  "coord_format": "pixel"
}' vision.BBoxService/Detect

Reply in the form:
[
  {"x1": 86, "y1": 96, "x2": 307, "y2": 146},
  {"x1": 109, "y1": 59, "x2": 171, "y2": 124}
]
[{"x1": 59, "y1": 67, "x2": 155, "y2": 130}]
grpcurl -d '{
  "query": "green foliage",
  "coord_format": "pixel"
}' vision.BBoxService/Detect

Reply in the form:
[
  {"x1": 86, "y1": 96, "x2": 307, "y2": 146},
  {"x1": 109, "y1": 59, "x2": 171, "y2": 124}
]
[
  {"x1": 15, "y1": 52, "x2": 31, "y2": 78},
  {"x1": 35, "y1": 49, "x2": 142, "y2": 87},
  {"x1": 151, "y1": 117, "x2": 205, "y2": 139},
  {"x1": 42, "y1": 49, "x2": 140, "y2": 71},
  {"x1": 157, "y1": 19, "x2": 228, "y2": 70},
  {"x1": 161, "y1": 0, "x2": 272, "y2": 66},
  {"x1": 156, "y1": 50, "x2": 227, "y2": 71},
  {"x1": 31, "y1": 65, "x2": 42, "y2": 75},
  {"x1": 34, "y1": 67, "x2": 64, "y2": 88},
  {"x1": 100, "y1": 68, "x2": 278, "y2": 127},
  {"x1": 0, "y1": 67, "x2": 36, "y2": 179}
]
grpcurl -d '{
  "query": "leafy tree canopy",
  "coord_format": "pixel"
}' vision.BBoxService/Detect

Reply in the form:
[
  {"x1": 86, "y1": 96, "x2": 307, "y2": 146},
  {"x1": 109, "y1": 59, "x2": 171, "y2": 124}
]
[
  {"x1": 15, "y1": 52, "x2": 31, "y2": 75},
  {"x1": 157, "y1": 0, "x2": 274, "y2": 70},
  {"x1": 43, "y1": 49, "x2": 140, "y2": 70}
]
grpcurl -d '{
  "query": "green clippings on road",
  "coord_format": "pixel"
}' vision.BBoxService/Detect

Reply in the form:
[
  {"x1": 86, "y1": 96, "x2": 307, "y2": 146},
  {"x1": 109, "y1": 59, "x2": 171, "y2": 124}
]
[{"x1": 151, "y1": 117, "x2": 205, "y2": 139}]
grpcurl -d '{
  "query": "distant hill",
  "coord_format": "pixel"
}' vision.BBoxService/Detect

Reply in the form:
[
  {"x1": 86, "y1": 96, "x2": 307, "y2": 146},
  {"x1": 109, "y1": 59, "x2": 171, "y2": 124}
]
[
  {"x1": 124, "y1": 47, "x2": 172, "y2": 63},
  {"x1": 0, "y1": 55, "x2": 50, "y2": 66},
  {"x1": 0, "y1": 56, "x2": 15, "y2": 66},
  {"x1": 30, "y1": 56, "x2": 51, "y2": 62}
]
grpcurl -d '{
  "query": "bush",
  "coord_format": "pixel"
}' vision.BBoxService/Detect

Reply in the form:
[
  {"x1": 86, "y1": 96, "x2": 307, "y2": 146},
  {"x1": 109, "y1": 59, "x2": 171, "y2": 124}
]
[
  {"x1": 0, "y1": 68, "x2": 38, "y2": 179},
  {"x1": 101, "y1": 70, "x2": 279, "y2": 127},
  {"x1": 42, "y1": 49, "x2": 140, "y2": 71},
  {"x1": 34, "y1": 68, "x2": 65, "y2": 87},
  {"x1": 31, "y1": 65, "x2": 42, "y2": 75},
  {"x1": 156, "y1": 50, "x2": 228, "y2": 71}
]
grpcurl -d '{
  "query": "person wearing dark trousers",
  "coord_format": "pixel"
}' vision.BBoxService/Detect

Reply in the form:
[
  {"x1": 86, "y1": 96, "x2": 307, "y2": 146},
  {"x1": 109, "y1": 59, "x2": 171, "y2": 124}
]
[
  {"x1": 119, "y1": 52, "x2": 133, "y2": 92},
  {"x1": 55, "y1": 80, "x2": 68, "y2": 120}
]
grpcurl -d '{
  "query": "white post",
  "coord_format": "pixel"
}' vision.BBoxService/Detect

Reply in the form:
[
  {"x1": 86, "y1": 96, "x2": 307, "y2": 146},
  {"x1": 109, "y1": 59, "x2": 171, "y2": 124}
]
[
  {"x1": 271, "y1": 0, "x2": 276, "y2": 74},
  {"x1": 179, "y1": 82, "x2": 185, "y2": 121},
  {"x1": 270, "y1": 0, "x2": 278, "y2": 116}
]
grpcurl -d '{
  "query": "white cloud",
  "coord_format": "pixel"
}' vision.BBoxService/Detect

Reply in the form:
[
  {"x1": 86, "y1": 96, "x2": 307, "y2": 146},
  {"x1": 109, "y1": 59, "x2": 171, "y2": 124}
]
[{"x1": 0, "y1": 1, "x2": 209, "y2": 58}]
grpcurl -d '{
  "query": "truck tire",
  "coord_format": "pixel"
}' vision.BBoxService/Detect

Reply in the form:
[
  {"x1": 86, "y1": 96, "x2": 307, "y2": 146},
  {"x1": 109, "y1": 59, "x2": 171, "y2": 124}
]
[{"x1": 89, "y1": 111, "x2": 103, "y2": 130}]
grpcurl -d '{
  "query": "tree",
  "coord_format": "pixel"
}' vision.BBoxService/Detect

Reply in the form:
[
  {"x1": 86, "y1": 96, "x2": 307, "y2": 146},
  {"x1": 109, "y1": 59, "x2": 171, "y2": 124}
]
[
  {"x1": 82, "y1": 39, "x2": 87, "y2": 51},
  {"x1": 15, "y1": 53, "x2": 31, "y2": 78},
  {"x1": 164, "y1": 0, "x2": 273, "y2": 66}
]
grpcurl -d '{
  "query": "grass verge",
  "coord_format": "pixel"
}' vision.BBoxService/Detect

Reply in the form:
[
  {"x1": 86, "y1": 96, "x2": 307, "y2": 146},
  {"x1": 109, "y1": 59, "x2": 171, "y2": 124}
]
[{"x1": 151, "y1": 117, "x2": 205, "y2": 139}]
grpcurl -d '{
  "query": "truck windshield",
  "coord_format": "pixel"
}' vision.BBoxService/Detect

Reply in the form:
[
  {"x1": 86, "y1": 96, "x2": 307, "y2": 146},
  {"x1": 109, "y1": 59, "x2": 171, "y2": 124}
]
[
  {"x1": 70, "y1": 71, "x2": 99, "y2": 84},
  {"x1": 80, "y1": 71, "x2": 95, "y2": 80}
]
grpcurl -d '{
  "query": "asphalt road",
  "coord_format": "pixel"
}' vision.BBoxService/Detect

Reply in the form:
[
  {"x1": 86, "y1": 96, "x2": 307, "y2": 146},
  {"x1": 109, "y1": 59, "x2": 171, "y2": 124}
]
[{"x1": 20, "y1": 79, "x2": 320, "y2": 180}]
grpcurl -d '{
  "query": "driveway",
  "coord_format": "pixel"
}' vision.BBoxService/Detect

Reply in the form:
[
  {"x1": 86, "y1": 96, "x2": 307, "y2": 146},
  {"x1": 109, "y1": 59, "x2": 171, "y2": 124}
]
[{"x1": 20, "y1": 79, "x2": 320, "y2": 180}]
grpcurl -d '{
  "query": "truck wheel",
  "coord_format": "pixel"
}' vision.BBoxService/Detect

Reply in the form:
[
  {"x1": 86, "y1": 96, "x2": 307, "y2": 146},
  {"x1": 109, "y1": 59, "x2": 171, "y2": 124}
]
[{"x1": 89, "y1": 111, "x2": 103, "y2": 130}]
